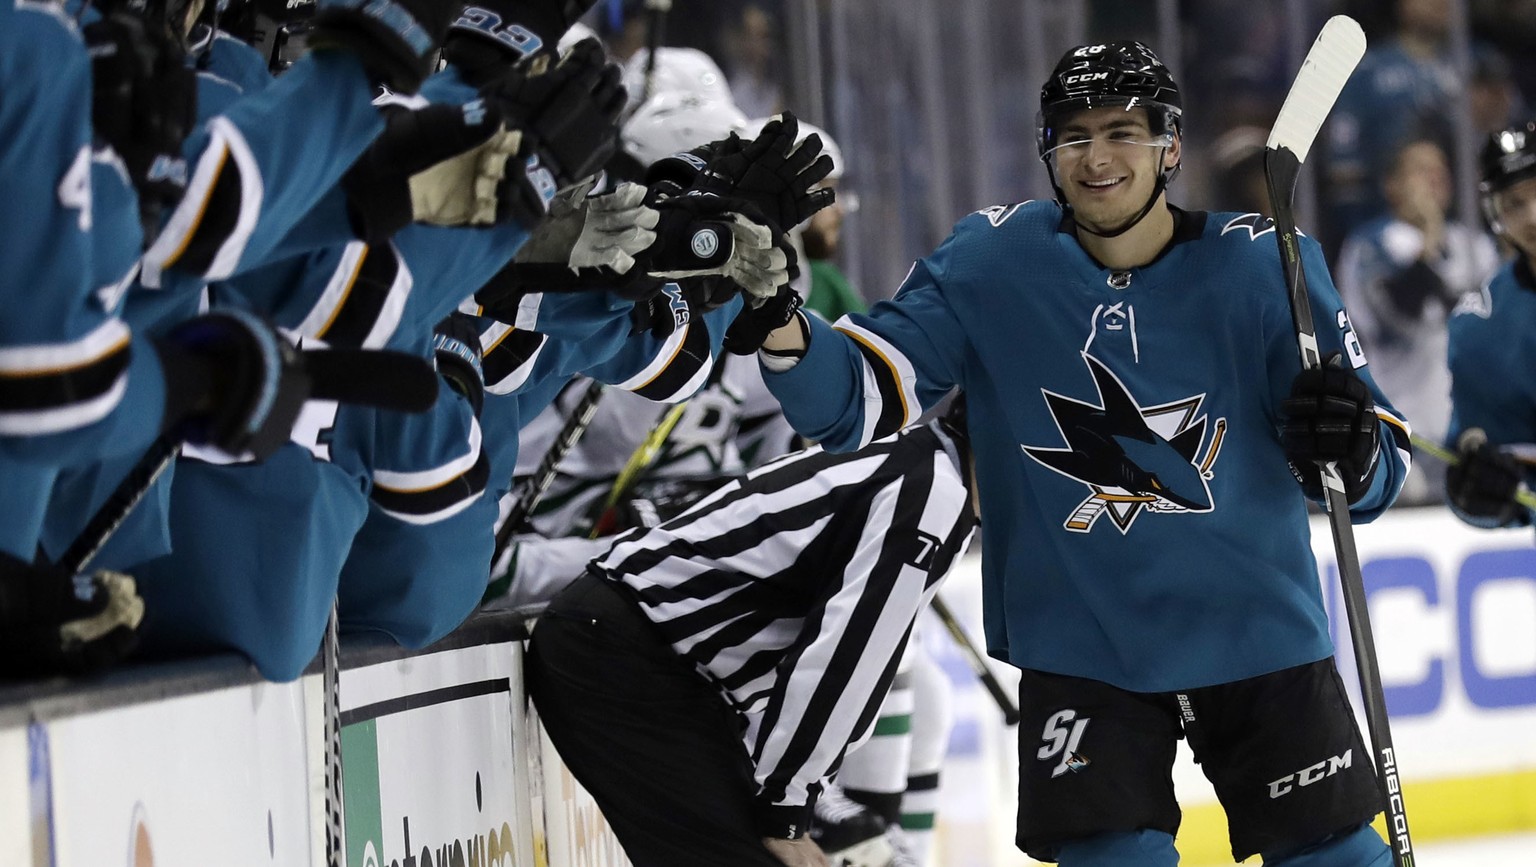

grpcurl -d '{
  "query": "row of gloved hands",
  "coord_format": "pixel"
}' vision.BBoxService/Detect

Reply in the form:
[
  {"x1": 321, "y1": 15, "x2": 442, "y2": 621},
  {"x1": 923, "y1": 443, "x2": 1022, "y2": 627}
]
[{"x1": 466, "y1": 111, "x2": 833, "y2": 356}]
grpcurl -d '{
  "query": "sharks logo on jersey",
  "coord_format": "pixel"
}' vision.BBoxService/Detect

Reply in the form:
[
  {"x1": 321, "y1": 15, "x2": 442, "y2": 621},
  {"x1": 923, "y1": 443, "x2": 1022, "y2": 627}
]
[
  {"x1": 1220, "y1": 212, "x2": 1277, "y2": 241},
  {"x1": 1022, "y1": 354, "x2": 1227, "y2": 534}
]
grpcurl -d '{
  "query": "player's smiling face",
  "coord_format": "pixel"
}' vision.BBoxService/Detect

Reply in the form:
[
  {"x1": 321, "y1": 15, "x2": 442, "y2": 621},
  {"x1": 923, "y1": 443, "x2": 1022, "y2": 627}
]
[{"x1": 1050, "y1": 106, "x2": 1178, "y2": 232}]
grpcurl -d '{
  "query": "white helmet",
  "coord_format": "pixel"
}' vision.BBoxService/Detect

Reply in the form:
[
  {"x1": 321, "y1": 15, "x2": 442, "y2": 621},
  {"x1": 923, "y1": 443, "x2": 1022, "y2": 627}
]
[
  {"x1": 623, "y1": 47, "x2": 736, "y2": 111},
  {"x1": 743, "y1": 116, "x2": 844, "y2": 181},
  {"x1": 558, "y1": 22, "x2": 600, "y2": 54},
  {"x1": 622, "y1": 92, "x2": 749, "y2": 167}
]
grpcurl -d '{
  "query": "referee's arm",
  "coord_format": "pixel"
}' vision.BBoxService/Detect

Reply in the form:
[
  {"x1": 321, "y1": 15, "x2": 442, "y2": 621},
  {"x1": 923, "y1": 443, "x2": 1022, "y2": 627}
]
[{"x1": 749, "y1": 457, "x2": 971, "y2": 834}]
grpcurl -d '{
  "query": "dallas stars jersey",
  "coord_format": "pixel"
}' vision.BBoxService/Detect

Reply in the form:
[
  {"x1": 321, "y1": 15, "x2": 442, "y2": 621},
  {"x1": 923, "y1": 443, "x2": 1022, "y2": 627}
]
[
  {"x1": 1446, "y1": 256, "x2": 1536, "y2": 528},
  {"x1": 764, "y1": 201, "x2": 1411, "y2": 692}
]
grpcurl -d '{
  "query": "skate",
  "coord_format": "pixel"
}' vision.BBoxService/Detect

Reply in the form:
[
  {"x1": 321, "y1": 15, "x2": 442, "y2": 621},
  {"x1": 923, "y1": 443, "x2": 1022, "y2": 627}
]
[{"x1": 810, "y1": 782, "x2": 895, "y2": 867}]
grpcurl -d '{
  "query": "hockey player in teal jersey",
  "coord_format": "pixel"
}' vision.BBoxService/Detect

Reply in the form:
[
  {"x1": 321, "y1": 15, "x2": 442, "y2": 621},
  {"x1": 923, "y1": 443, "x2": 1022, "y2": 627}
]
[
  {"x1": 337, "y1": 284, "x2": 744, "y2": 648},
  {"x1": 30, "y1": 13, "x2": 541, "y2": 575},
  {"x1": 124, "y1": 3, "x2": 799, "y2": 675},
  {"x1": 757, "y1": 42, "x2": 1409, "y2": 867},
  {"x1": 1444, "y1": 121, "x2": 1536, "y2": 531},
  {"x1": 0, "y1": 1, "x2": 345, "y2": 678}
]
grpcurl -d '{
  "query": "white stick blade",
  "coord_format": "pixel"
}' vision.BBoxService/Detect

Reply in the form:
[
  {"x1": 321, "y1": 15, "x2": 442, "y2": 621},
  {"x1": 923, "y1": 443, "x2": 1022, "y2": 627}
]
[{"x1": 1265, "y1": 15, "x2": 1367, "y2": 163}]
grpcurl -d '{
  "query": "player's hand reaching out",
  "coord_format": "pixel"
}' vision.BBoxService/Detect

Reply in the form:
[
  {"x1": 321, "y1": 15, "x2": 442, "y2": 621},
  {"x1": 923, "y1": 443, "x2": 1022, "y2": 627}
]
[
  {"x1": 761, "y1": 835, "x2": 830, "y2": 867},
  {"x1": 691, "y1": 112, "x2": 837, "y2": 231}
]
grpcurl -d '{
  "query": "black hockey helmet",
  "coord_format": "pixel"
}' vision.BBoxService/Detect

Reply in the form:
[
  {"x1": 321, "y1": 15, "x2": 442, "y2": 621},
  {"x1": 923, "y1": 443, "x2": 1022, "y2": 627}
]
[
  {"x1": 214, "y1": 0, "x2": 317, "y2": 72},
  {"x1": 1037, "y1": 41, "x2": 1182, "y2": 158},
  {"x1": 1036, "y1": 41, "x2": 1183, "y2": 234},
  {"x1": 443, "y1": 0, "x2": 601, "y2": 82},
  {"x1": 1478, "y1": 120, "x2": 1536, "y2": 233}
]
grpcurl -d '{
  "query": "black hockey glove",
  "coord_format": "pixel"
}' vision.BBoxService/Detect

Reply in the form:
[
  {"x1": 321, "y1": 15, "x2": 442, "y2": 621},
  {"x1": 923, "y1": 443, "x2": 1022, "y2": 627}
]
[
  {"x1": 724, "y1": 278, "x2": 804, "y2": 356},
  {"x1": 690, "y1": 113, "x2": 836, "y2": 232},
  {"x1": 1446, "y1": 432, "x2": 1528, "y2": 527},
  {"x1": 154, "y1": 310, "x2": 312, "y2": 461},
  {"x1": 432, "y1": 313, "x2": 486, "y2": 416},
  {"x1": 1279, "y1": 355, "x2": 1380, "y2": 504},
  {"x1": 485, "y1": 38, "x2": 627, "y2": 216},
  {"x1": 0, "y1": 553, "x2": 144, "y2": 678},
  {"x1": 442, "y1": 0, "x2": 600, "y2": 82},
  {"x1": 644, "y1": 138, "x2": 738, "y2": 194},
  {"x1": 307, "y1": 0, "x2": 460, "y2": 93},
  {"x1": 639, "y1": 195, "x2": 791, "y2": 302},
  {"x1": 342, "y1": 97, "x2": 512, "y2": 243},
  {"x1": 82, "y1": 11, "x2": 198, "y2": 246},
  {"x1": 627, "y1": 287, "x2": 689, "y2": 338},
  {"x1": 684, "y1": 275, "x2": 743, "y2": 314}
]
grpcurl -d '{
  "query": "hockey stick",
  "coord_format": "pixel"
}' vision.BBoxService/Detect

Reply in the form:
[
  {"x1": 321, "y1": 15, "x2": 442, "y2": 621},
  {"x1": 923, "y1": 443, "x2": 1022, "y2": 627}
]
[
  {"x1": 1409, "y1": 431, "x2": 1536, "y2": 510},
  {"x1": 322, "y1": 604, "x2": 345, "y2": 867},
  {"x1": 1263, "y1": 17, "x2": 1415, "y2": 866},
  {"x1": 588, "y1": 398, "x2": 689, "y2": 538},
  {"x1": 489, "y1": 380, "x2": 608, "y2": 570},
  {"x1": 930, "y1": 595, "x2": 1019, "y2": 726},
  {"x1": 641, "y1": 0, "x2": 672, "y2": 103},
  {"x1": 56, "y1": 348, "x2": 439, "y2": 576}
]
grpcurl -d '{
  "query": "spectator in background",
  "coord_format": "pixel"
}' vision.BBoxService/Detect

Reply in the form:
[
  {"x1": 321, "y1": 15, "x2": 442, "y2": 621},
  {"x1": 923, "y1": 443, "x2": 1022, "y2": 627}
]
[
  {"x1": 1324, "y1": 0, "x2": 1462, "y2": 253},
  {"x1": 794, "y1": 125, "x2": 866, "y2": 323},
  {"x1": 1470, "y1": 48, "x2": 1526, "y2": 135},
  {"x1": 1337, "y1": 137, "x2": 1500, "y2": 503},
  {"x1": 724, "y1": 3, "x2": 784, "y2": 119},
  {"x1": 1471, "y1": 0, "x2": 1536, "y2": 108},
  {"x1": 594, "y1": 0, "x2": 648, "y2": 61}
]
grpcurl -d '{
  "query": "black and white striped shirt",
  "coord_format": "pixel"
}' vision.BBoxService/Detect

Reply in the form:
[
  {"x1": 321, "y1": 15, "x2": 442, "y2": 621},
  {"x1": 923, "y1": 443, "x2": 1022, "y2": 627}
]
[{"x1": 592, "y1": 420, "x2": 977, "y2": 830}]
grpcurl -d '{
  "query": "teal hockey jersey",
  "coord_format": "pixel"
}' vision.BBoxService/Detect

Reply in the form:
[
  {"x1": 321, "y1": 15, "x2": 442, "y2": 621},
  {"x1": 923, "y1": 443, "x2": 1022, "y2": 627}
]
[
  {"x1": 1446, "y1": 256, "x2": 1536, "y2": 528},
  {"x1": 764, "y1": 201, "x2": 1411, "y2": 691}
]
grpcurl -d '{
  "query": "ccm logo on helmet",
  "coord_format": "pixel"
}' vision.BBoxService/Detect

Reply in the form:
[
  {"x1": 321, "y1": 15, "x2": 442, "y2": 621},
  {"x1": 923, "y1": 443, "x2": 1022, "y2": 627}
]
[{"x1": 1063, "y1": 72, "x2": 1111, "y2": 85}]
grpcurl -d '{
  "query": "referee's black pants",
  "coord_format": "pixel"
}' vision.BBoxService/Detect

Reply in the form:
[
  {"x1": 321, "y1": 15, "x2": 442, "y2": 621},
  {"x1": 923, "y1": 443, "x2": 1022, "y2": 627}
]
[{"x1": 525, "y1": 571, "x2": 786, "y2": 867}]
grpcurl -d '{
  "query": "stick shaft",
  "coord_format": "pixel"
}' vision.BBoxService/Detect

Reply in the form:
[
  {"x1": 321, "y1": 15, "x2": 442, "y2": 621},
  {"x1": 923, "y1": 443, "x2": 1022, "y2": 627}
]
[
  {"x1": 1410, "y1": 432, "x2": 1536, "y2": 510},
  {"x1": 931, "y1": 594, "x2": 1019, "y2": 726},
  {"x1": 491, "y1": 381, "x2": 608, "y2": 565},
  {"x1": 56, "y1": 435, "x2": 180, "y2": 576},
  {"x1": 1267, "y1": 145, "x2": 1415, "y2": 866}
]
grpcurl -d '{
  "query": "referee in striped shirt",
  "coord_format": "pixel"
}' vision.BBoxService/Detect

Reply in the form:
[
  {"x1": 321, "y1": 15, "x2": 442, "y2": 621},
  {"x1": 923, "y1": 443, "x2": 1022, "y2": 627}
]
[{"x1": 525, "y1": 397, "x2": 978, "y2": 867}]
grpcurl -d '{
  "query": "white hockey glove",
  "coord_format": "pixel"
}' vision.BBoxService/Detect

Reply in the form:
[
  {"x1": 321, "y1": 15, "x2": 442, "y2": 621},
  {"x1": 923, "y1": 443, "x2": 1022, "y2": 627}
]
[
  {"x1": 513, "y1": 180, "x2": 661, "y2": 274},
  {"x1": 407, "y1": 125, "x2": 526, "y2": 227}
]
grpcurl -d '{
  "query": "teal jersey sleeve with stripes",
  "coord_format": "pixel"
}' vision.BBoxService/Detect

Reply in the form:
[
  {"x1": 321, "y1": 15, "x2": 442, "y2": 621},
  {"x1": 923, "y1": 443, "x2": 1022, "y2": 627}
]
[
  {"x1": 140, "y1": 47, "x2": 382, "y2": 290},
  {"x1": 0, "y1": 1, "x2": 166, "y2": 463},
  {"x1": 762, "y1": 242, "x2": 970, "y2": 453}
]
